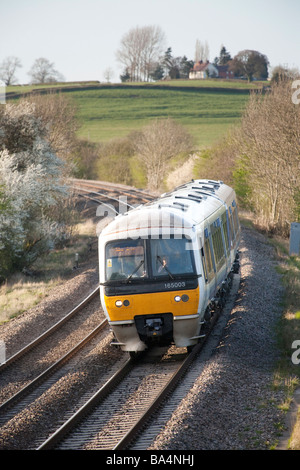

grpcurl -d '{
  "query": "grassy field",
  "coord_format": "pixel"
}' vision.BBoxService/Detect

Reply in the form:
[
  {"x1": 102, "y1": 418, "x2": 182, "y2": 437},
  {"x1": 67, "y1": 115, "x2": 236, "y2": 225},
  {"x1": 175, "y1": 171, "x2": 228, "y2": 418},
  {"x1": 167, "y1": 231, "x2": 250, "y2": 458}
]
[
  {"x1": 6, "y1": 79, "x2": 264, "y2": 148},
  {"x1": 73, "y1": 86, "x2": 250, "y2": 147}
]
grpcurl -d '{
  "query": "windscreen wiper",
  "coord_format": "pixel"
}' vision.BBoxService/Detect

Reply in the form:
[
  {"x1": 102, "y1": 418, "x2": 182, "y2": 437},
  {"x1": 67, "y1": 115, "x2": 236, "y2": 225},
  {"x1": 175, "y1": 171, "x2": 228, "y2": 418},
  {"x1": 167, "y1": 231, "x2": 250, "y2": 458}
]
[
  {"x1": 126, "y1": 259, "x2": 144, "y2": 282},
  {"x1": 157, "y1": 255, "x2": 174, "y2": 280}
]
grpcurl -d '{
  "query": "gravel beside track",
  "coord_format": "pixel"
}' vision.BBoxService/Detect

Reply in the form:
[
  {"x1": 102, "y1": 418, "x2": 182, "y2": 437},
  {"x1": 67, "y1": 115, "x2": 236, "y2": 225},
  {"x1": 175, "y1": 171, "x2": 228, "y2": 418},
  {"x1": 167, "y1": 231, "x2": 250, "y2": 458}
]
[{"x1": 149, "y1": 225, "x2": 286, "y2": 450}]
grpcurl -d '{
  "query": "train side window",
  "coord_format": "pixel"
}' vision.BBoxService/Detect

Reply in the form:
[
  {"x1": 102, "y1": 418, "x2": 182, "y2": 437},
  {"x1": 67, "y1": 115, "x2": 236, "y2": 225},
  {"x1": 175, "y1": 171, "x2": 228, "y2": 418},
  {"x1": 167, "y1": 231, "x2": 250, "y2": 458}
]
[
  {"x1": 201, "y1": 230, "x2": 214, "y2": 282},
  {"x1": 229, "y1": 207, "x2": 236, "y2": 244},
  {"x1": 210, "y1": 219, "x2": 226, "y2": 269},
  {"x1": 221, "y1": 212, "x2": 230, "y2": 255}
]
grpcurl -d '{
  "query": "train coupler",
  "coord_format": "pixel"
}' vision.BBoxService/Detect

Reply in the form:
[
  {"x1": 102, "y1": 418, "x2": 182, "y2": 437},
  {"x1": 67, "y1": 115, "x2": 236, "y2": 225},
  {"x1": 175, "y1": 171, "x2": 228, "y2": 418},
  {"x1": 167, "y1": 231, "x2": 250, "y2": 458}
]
[{"x1": 144, "y1": 318, "x2": 163, "y2": 337}]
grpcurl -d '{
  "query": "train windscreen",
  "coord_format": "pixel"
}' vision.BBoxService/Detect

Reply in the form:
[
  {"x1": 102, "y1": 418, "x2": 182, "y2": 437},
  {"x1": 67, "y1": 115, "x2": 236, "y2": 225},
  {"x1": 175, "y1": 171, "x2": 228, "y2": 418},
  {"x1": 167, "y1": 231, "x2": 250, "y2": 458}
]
[
  {"x1": 105, "y1": 237, "x2": 195, "y2": 281},
  {"x1": 150, "y1": 237, "x2": 195, "y2": 278},
  {"x1": 105, "y1": 239, "x2": 147, "y2": 281}
]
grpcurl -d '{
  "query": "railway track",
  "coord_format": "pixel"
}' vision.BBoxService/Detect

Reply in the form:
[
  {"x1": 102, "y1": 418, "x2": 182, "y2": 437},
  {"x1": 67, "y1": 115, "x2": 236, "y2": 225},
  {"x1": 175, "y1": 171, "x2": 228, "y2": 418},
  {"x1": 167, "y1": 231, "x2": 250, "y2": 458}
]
[
  {"x1": 70, "y1": 178, "x2": 155, "y2": 213},
  {"x1": 70, "y1": 178, "x2": 155, "y2": 201},
  {"x1": 0, "y1": 286, "x2": 100, "y2": 374},
  {"x1": 0, "y1": 321, "x2": 108, "y2": 420},
  {"x1": 37, "y1": 274, "x2": 240, "y2": 451},
  {"x1": 38, "y1": 348, "x2": 194, "y2": 450},
  {"x1": 0, "y1": 288, "x2": 105, "y2": 423}
]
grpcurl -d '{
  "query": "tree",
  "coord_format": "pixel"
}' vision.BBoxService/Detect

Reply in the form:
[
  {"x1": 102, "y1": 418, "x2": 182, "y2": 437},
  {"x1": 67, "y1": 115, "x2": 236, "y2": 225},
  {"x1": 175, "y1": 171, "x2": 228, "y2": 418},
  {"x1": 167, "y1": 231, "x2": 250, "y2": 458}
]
[
  {"x1": 103, "y1": 67, "x2": 114, "y2": 83},
  {"x1": 116, "y1": 25, "x2": 165, "y2": 82},
  {"x1": 271, "y1": 65, "x2": 300, "y2": 84},
  {"x1": 149, "y1": 63, "x2": 164, "y2": 81},
  {"x1": 132, "y1": 118, "x2": 193, "y2": 190},
  {"x1": 194, "y1": 40, "x2": 209, "y2": 63},
  {"x1": 179, "y1": 56, "x2": 194, "y2": 79},
  {"x1": 214, "y1": 46, "x2": 231, "y2": 66},
  {"x1": 229, "y1": 50, "x2": 269, "y2": 82},
  {"x1": 0, "y1": 56, "x2": 22, "y2": 85},
  {"x1": 161, "y1": 48, "x2": 193, "y2": 80},
  {"x1": 0, "y1": 101, "x2": 70, "y2": 280},
  {"x1": 23, "y1": 92, "x2": 79, "y2": 163},
  {"x1": 232, "y1": 79, "x2": 300, "y2": 234},
  {"x1": 28, "y1": 57, "x2": 64, "y2": 84},
  {"x1": 120, "y1": 68, "x2": 131, "y2": 83},
  {"x1": 162, "y1": 47, "x2": 173, "y2": 76}
]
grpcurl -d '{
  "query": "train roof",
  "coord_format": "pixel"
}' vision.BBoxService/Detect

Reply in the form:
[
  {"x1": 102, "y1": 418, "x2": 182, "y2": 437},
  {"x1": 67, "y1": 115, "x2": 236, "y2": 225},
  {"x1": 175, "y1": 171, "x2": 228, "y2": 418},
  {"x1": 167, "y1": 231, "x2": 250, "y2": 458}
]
[
  {"x1": 156, "y1": 179, "x2": 234, "y2": 220},
  {"x1": 99, "y1": 179, "x2": 236, "y2": 240}
]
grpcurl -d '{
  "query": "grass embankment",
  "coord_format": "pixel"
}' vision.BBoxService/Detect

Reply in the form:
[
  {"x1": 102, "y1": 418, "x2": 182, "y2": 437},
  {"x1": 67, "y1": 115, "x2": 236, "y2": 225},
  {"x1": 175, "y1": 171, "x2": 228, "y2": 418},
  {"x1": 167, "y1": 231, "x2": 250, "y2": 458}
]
[{"x1": 270, "y1": 236, "x2": 300, "y2": 449}]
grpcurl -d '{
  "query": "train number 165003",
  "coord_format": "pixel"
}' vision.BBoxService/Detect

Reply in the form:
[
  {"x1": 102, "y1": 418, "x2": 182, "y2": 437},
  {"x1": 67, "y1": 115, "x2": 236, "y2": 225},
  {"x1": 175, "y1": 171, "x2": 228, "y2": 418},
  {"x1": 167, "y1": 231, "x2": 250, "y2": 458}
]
[{"x1": 164, "y1": 281, "x2": 186, "y2": 289}]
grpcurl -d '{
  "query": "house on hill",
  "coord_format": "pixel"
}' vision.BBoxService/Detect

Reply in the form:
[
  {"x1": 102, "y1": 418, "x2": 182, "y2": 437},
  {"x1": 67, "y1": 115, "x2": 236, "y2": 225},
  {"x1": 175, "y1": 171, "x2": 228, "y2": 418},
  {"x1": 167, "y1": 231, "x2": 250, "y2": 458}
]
[
  {"x1": 189, "y1": 61, "x2": 218, "y2": 79},
  {"x1": 216, "y1": 65, "x2": 234, "y2": 79},
  {"x1": 189, "y1": 61, "x2": 234, "y2": 80}
]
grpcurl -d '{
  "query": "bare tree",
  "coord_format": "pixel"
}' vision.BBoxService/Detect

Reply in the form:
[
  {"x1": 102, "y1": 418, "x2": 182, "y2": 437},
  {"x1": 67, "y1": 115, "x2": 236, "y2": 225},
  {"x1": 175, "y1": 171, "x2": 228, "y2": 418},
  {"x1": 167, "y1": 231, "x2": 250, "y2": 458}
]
[
  {"x1": 103, "y1": 67, "x2": 114, "y2": 83},
  {"x1": 133, "y1": 118, "x2": 193, "y2": 190},
  {"x1": 116, "y1": 25, "x2": 165, "y2": 82},
  {"x1": 270, "y1": 64, "x2": 300, "y2": 84},
  {"x1": 0, "y1": 56, "x2": 22, "y2": 85},
  {"x1": 28, "y1": 58, "x2": 64, "y2": 84},
  {"x1": 232, "y1": 79, "x2": 300, "y2": 234},
  {"x1": 22, "y1": 92, "x2": 78, "y2": 163},
  {"x1": 194, "y1": 40, "x2": 209, "y2": 63}
]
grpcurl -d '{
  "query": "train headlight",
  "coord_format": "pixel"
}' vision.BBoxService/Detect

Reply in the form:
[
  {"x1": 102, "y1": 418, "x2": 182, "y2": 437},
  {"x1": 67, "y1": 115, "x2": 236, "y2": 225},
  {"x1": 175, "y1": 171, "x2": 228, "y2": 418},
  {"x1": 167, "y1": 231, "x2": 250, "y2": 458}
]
[
  {"x1": 115, "y1": 299, "x2": 130, "y2": 307},
  {"x1": 174, "y1": 294, "x2": 189, "y2": 302}
]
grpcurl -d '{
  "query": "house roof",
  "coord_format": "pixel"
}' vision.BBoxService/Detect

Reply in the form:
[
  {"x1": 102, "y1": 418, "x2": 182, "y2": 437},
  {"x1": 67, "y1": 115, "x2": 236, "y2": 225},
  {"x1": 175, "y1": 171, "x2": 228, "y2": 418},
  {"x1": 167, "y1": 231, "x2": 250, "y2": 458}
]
[{"x1": 191, "y1": 60, "x2": 212, "y2": 72}]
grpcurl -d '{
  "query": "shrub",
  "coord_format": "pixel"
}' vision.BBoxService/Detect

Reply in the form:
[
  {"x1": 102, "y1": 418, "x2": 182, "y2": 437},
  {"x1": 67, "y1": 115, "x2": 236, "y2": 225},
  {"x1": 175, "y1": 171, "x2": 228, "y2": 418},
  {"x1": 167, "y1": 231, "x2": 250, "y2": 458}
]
[{"x1": 0, "y1": 102, "x2": 70, "y2": 281}]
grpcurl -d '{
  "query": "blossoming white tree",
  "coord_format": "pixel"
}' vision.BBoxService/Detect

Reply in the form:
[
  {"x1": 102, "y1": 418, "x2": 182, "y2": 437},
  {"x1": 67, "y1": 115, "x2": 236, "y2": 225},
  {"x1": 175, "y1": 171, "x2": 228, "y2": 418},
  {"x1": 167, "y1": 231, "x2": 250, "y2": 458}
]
[{"x1": 0, "y1": 101, "x2": 69, "y2": 280}]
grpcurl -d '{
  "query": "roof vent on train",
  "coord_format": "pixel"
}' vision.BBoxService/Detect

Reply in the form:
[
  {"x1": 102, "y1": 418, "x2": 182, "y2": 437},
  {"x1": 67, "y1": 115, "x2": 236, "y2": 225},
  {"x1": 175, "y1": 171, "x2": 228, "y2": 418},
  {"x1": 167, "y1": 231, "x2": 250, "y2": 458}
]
[
  {"x1": 193, "y1": 184, "x2": 215, "y2": 193},
  {"x1": 195, "y1": 180, "x2": 223, "y2": 190},
  {"x1": 158, "y1": 202, "x2": 188, "y2": 212},
  {"x1": 174, "y1": 193, "x2": 203, "y2": 204}
]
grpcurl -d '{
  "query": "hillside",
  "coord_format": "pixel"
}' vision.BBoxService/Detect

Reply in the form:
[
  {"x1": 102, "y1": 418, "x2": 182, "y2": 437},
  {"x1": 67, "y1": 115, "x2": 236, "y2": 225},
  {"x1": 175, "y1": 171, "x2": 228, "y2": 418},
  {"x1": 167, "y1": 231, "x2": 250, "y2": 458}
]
[{"x1": 6, "y1": 79, "x2": 265, "y2": 148}]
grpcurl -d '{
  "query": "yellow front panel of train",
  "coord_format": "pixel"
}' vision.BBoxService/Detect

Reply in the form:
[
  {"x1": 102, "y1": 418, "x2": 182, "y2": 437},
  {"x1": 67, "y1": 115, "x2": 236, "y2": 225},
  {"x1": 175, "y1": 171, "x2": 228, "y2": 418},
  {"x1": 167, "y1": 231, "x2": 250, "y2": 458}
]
[{"x1": 104, "y1": 287, "x2": 200, "y2": 322}]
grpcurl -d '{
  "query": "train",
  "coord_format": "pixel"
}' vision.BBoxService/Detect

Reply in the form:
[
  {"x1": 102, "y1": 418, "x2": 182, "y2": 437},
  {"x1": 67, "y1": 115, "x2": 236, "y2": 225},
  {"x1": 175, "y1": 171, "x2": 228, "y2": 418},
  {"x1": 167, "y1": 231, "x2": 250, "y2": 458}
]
[{"x1": 98, "y1": 179, "x2": 240, "y2": 355}]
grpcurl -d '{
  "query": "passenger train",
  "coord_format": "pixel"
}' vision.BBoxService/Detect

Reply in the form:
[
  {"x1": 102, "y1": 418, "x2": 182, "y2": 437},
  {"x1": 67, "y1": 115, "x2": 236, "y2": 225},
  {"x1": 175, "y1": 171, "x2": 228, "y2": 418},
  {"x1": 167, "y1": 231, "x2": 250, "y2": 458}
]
[{"x1": 98, "y1": 179, "x2": 240, "y2": 355}]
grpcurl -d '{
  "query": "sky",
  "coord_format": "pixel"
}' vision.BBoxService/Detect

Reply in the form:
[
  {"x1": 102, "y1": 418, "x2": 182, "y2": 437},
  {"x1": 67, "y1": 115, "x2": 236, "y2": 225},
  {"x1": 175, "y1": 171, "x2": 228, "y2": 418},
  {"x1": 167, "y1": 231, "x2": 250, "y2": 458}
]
[{"x1": 1, "y1": 0, "x2": 300, "y2": 84}]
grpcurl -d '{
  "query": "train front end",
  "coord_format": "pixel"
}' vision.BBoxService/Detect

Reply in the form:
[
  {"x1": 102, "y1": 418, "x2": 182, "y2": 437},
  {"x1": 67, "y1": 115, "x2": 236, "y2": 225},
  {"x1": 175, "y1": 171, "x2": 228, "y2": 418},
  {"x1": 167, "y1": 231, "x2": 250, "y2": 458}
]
[{"x1": 98, "y1": 207, "x2": 202, "y2": 353}]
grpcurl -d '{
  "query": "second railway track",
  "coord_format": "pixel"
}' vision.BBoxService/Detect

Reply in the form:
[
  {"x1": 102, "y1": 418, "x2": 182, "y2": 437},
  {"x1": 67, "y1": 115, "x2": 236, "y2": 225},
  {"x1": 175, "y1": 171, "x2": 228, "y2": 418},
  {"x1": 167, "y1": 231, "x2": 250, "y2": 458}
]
[{"x1": 70, "y1": 178, "x2": 156, "y2": 213}]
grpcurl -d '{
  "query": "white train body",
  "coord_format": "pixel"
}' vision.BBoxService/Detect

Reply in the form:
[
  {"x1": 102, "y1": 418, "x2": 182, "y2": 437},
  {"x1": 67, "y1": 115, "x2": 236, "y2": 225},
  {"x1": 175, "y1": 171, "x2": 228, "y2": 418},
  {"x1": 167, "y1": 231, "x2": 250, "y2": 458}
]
[{"x1": 98, "y1": 180, "x2": 240, "y2": 353}]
